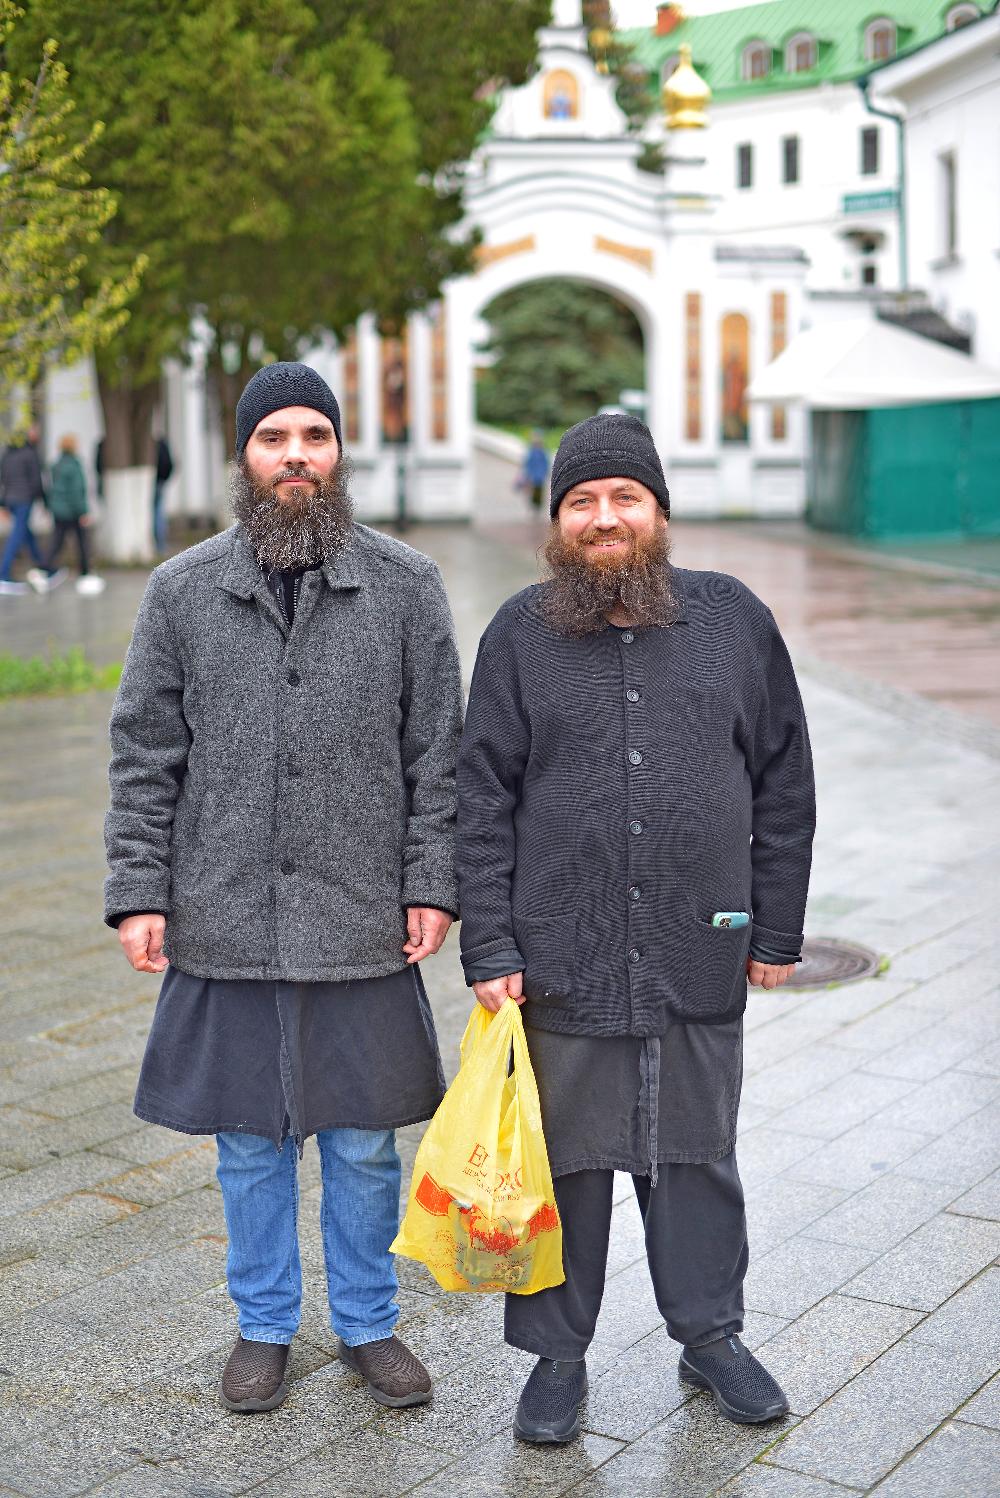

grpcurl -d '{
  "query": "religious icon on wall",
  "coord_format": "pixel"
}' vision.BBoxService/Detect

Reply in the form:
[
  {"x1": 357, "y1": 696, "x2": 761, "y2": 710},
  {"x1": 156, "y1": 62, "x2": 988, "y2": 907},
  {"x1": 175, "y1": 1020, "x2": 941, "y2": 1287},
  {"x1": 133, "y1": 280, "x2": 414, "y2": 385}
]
[
  {"x1": 544, "y1": 70, "x2": 579, "y2": 120},
  {"x1": 720, "y1": 312, "x2": 750, "y2": 444},
  {"x1": 381, "y1": 328, "x2": 409, "y2": 445}
]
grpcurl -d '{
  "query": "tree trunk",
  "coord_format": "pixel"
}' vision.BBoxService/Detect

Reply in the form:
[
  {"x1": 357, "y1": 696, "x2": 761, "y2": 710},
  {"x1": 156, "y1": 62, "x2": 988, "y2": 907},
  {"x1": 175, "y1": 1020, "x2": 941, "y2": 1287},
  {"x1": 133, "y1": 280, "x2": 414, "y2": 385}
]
[
  {"x1": 95, "y1": 369, "x2": 161, "y2": 563},
  {"x1": 96, "y1": 369, "x2": 159, "y2": 469},
  {"x1": 208, "y1": 344, "x2": 254, "y2": 461}
]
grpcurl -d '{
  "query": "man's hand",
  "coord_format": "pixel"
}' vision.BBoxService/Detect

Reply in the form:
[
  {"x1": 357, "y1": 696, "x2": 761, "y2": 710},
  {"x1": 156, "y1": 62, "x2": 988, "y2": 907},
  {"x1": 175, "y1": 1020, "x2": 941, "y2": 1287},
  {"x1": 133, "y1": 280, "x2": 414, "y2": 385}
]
[
  {"x1": 118, "y1": 914, "x2": 169, "y2": 973},
  {"x1": 403, "y1": 907, "x2": 453, "y2": 965},
  {"x1": 472, "y1": 972, "x2": 524, "y2": 1013},
  {"x1": 746, "y1": 958, "x2": 795, "y2": 990}
]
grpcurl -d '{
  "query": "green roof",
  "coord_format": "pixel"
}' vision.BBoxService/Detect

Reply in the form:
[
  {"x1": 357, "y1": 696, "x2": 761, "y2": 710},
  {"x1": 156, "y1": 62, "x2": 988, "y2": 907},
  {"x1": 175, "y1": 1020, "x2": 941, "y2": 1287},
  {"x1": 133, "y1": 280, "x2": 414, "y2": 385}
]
[{"x1": 622, "y1": 0, "x2": 994, "y2": 100}]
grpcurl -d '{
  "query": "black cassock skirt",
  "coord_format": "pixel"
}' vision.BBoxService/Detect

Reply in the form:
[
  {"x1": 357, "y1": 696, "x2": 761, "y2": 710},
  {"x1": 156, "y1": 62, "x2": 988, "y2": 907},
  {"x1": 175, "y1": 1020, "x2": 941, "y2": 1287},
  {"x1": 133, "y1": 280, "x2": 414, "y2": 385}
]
[{"x1": 134, "y1": 962, "x2": 446, "y2": 1152}]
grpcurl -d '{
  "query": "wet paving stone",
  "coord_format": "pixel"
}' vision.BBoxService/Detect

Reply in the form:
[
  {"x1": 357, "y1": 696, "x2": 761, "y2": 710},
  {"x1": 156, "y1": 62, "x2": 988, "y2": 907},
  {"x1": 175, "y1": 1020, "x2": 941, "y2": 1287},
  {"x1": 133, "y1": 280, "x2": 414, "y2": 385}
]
[{"x1": 2, "y1": 520, "x2": 1000, "y2": 1496}]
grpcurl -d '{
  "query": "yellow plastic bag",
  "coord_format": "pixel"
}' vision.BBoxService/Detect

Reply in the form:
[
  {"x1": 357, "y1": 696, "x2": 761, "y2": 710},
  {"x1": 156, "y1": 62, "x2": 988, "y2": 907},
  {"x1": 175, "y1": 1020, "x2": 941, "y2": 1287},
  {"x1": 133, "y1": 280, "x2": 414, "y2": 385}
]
[{"x1": 390, "y1": 999, "x2": 564, "y2": 1294}]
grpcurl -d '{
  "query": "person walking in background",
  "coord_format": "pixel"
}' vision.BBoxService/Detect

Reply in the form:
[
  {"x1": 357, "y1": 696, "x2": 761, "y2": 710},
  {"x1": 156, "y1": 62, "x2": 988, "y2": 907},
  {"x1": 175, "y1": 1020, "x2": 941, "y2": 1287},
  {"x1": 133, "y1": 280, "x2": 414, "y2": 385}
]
[
  {"x1": 152, "y1": 435, "x2": 174, "y2": 554},
  {"x1": 457, "y1": 413, "x2": 815, "y2": 1445},
  {"x1": 0, "y1": 424, "x2": 47, "y2": 596},
  {"x1": 27, "y1": 435, "x2": 105, "y2": 597},
  {"x1": 520, "y1": 431, "x2": 550, "y2": 513}
]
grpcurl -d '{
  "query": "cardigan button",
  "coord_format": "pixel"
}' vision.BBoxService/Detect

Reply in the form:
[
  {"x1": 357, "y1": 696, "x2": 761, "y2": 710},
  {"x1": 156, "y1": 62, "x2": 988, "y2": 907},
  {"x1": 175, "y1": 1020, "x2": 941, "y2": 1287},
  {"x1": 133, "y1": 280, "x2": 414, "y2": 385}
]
[
  {"x1": 629, "y1": 885, "x2": 641, "y2": 901},
  {"x1": 626, "y1": 688, "x2": 640, "y2": 703},
  {"x1": 629, "y1": 819, "x2": 643, "y2": 836},
  {"x1": 621, "y1": 631, "x2": 635, "y2": 644},
  {"x1": 627, "y1": 947, "x2": 641, "y2": 963},
  {"x1": 280, "y1": 859, "x2": 295, "y2": 876},
  {"x1": 287, "y1": 669, "x2": 301, "y2": 686},
  {"x1": 628, "y1": 750, "x2": 643, "y2": 766}
]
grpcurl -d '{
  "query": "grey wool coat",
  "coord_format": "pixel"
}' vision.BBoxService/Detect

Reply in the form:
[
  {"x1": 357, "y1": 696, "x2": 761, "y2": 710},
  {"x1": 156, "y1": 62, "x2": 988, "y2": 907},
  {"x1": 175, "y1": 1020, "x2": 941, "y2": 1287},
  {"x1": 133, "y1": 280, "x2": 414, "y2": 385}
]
[
  {"x1": 456, "y1": 570, "x2": 815, "y2": 1036},
  {"x1": 104, "y1": 523, "x2": 463, "y2": 981}
]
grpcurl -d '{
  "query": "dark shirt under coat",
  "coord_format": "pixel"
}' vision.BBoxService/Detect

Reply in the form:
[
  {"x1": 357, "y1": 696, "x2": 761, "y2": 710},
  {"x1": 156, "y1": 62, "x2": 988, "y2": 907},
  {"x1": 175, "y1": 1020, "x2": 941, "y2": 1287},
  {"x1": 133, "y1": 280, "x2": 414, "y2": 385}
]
[{"x1": 456, "y1": 569, "x2": 815, "y2": 1037}]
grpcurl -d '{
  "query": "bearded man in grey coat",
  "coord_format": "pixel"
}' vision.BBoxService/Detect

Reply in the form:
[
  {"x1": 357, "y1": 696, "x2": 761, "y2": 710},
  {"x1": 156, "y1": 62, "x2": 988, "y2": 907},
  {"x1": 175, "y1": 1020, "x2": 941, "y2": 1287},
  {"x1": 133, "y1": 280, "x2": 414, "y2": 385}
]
[
  {"x1": 105, "y1": 363, "x2": 463, "y2": 1414},
  {"x1": 457, "y1": 413, "x2": 815, "y2": 1444}
]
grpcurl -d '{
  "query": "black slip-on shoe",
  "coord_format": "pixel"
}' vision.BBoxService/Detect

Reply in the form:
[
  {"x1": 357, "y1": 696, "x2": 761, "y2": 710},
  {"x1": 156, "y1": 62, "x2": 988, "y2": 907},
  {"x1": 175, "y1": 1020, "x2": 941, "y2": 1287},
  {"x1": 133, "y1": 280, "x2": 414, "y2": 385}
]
[
  {"x1": 219, "y1": 1335, "x2": 290, "y2": 1412},
  {"x1": 679, "y1": 1334, "x2": 789, "y2": 1424},
  {"x1": 337, "y1": 1335, "x2": 432, "y2": 1408},
  {"x1": 513, "y1": 1357, "x2": 588, "y2": 1444}
]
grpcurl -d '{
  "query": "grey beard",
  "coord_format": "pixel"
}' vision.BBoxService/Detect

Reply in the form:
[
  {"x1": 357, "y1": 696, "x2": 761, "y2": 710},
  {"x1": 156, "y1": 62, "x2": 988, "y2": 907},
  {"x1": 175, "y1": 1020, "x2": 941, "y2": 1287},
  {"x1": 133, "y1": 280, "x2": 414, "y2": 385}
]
[
  {"x1": 230, "y1": 454, "x2": 355, "y2": 571},
  {"x1": 541, "y1": 523, "x2": 679, "y2": 638}
]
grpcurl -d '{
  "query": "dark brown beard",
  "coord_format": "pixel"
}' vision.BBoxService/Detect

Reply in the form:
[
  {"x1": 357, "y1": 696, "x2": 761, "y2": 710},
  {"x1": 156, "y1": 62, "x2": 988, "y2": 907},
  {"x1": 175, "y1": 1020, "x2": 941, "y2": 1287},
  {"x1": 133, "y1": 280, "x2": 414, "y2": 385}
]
[
  {"x1": 230, "y1": 454, "x2": 355, "y2": 571},
  {"x1": 541, "y1": 521, "x2": 679, "y2": 638}
]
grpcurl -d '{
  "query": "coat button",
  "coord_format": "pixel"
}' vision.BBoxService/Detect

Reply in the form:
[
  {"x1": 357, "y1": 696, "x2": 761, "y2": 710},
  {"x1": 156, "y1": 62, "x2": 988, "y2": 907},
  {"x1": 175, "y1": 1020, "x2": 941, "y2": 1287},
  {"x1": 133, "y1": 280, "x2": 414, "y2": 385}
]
[
  {"x1": 280, "y1": 859, "x2": 295, "y2": 875},
  {"x1": 626, "y1": 688, "x2": 640, "y2": 703},
  {"x1": 629, "y1": 819, "x2": 643, "y2": 836},
  {"x1": 287, "y1": 669, "x2": 301, "y2": 686},
  {"x1": 287, "y1": 760, "x2": 301, "y2": 778},
  {"x1": 629, "y1": 885, "x2": 641, "y2": 901},
  {"x1": 628, "y1": 947, "x2": 641, "y2": 963},
  {"x1": 621, "y1": 631, "x2": 635, "y2": 644},
  {"x1": 628, "y1": 750, "x2": 643, "y2": 766}
]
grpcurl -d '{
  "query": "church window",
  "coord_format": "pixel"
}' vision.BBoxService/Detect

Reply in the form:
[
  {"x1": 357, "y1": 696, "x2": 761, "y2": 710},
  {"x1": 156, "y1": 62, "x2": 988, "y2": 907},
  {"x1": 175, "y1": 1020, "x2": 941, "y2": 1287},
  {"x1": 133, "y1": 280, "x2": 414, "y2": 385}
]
[
  {"x1": 543, "y1": 70, "x2": 579, "y2": 121},
  {"x1": 429, "y1": 303, "x2": 448, "y2": 442},
  {"x1": 945, "y1": 3, "x2": 979, "y2": 27},
  {"x1": 342, "y1": 328, "x2": 360, "y2": 443},
  {"x1": 784, "y1": 33, "x2": 817, "y2": 73},
  {"x1": 741, "y1": 42, "x2": 771, "y2": 81},
  {"x1": 939, "y1": 149, "x2": 958, "y2": 257},
  {"x1": 861, "y1": 125, "x2": 880, "y2": 176},
  {"x1": 684, "y1": 293, "x2": 702, "y2": 442},
  {"x1": 770, "y1": 292, "x2": 788, "y2": 440},
  {"x1": 782, "y1": 135, "x2": 800, "y2": 184},
  {"x1": 660, "y1": 54, "x2": 680, "y2": 87},
  {"x1": 737, "y1": 142, "x2": 753, "y2": 189},
  {"x1": 720, "y1": 313, "x2": 750, "y2": 445},
  {"x1": 864, "y1": 19, "x2": 897, "y2": 62}
]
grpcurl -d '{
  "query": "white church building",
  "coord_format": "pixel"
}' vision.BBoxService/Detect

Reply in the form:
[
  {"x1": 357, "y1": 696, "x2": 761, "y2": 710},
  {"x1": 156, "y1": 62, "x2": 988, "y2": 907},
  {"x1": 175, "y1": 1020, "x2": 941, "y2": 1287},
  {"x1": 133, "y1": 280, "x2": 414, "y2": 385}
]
[{"x1": 39, "y1": 0, "x2": 1000, "y2": 555}]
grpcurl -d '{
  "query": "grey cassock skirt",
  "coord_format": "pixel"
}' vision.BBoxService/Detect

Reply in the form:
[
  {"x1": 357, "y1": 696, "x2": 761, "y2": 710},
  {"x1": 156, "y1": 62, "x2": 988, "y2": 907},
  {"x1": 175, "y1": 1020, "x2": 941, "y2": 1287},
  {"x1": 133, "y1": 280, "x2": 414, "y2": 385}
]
[
  {"x1": 523, "y1": 1014, "x2": 744, "y2": 1180},
  {"x1": 134, "y1": 962, "x2": 446, "y2": 1152}
]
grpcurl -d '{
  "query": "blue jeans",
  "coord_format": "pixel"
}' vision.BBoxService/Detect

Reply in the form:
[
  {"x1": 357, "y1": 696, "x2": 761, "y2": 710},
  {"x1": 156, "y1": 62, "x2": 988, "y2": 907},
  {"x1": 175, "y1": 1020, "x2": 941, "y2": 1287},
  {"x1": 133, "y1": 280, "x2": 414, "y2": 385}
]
[
  {"x1": 0, "y1": 503, "x2": 44, "y2": 580},
  {"x1": 215, "y1": 1128, "x2": 402, "y2": 1347}
]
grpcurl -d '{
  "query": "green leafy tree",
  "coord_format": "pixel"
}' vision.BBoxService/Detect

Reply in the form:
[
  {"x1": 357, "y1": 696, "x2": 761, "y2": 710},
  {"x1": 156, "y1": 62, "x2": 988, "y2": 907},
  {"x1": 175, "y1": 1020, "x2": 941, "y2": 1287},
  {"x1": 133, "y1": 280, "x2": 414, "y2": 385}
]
[
  {"x1": 0, "y1": 0, "x2": 142, "y2": 430},
  {"x1": 12, "y1": 0, "x2": 549, "y2": 469},
  {"x1": 476, "y1": 279, "x2": 644, "y2": 432}
]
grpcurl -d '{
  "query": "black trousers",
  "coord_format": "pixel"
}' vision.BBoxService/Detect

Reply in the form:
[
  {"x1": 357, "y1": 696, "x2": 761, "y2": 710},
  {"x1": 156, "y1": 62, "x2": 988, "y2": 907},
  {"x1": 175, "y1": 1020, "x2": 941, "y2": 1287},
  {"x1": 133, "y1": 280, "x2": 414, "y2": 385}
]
[
  {"x1": 46, "y1": 518, "x2": 89, "y2": 575},
  {"x1": 505, "y1": 1153, "x2": 748, "y2": 1360}
]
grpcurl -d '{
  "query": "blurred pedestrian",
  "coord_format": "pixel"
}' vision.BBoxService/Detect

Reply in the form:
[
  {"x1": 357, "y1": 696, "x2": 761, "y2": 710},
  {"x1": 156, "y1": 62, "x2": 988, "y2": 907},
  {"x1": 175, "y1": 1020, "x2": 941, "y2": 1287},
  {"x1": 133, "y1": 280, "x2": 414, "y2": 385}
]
[
  {"x1": 520, "y1": 431, "x2": 550, "y2": 512},
  {"x1": 0, "y1": 423, "x2": 46, "y2": 596},
  {"x1": 152, "y1": 435, "x2": 174, "y2": 554},
  {"x1": 27, "y1": 435, "x2": 105, "y2": 597},
  {"x1": 457, "y1": 413, "x2": 816, "y2": 1445}
]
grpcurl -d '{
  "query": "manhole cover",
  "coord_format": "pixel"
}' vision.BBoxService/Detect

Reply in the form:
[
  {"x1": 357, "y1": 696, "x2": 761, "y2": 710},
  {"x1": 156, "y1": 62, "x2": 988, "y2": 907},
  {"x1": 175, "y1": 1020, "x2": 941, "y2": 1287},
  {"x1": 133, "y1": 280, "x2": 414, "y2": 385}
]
[{"x1": 781, "y1": 937, "x2": 881, "y2": 989}]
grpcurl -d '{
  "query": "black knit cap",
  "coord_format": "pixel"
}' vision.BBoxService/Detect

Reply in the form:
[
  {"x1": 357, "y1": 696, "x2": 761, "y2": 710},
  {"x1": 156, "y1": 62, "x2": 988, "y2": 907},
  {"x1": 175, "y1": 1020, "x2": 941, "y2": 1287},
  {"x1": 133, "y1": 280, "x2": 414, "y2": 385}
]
[
  {"x1": 549, "y1": 412, "x2": 669, "y2": 518},
  {"x1": 235, "y1": 362, "x2": 343, "y2": 458}
]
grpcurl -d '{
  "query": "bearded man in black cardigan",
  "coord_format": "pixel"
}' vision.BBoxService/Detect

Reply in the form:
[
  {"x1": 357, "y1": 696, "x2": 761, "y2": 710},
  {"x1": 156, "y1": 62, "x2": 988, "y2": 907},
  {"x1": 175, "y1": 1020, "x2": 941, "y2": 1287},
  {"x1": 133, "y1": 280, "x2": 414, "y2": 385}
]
[{"x1": 456, "y1": 412, "x2": 815, "y2": 1445}]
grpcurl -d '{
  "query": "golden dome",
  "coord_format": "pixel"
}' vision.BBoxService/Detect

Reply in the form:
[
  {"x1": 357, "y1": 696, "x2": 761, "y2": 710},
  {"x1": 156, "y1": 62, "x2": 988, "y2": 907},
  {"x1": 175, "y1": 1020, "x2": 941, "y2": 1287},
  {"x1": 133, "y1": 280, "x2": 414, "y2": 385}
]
[{"x1": 663, "y1": 43, "x2": 711, "y2": 129}]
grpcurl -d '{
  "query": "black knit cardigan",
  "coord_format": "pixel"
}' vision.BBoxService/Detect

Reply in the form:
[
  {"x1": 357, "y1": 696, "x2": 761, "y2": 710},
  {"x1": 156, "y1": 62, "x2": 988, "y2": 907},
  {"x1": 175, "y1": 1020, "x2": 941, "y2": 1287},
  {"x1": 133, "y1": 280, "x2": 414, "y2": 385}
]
[{"x1": 456, "y1": 569, "x2": 815, "y2": 1036}]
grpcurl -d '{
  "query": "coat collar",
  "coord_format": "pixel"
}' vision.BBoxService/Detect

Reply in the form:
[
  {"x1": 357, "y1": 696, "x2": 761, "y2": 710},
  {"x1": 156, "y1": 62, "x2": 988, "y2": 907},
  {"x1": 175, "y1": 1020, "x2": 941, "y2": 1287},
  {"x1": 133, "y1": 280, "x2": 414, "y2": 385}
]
[{"x1": 218, "y1": 524, "x2": 361, "y2": 600}]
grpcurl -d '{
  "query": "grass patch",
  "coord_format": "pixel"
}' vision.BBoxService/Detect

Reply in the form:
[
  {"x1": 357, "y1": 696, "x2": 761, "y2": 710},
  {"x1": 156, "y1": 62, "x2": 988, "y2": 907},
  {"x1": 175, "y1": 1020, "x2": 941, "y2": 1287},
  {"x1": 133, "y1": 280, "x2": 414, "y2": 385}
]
[{"x1": 0, "y1": 648, "x2": 122, "y2": 699}]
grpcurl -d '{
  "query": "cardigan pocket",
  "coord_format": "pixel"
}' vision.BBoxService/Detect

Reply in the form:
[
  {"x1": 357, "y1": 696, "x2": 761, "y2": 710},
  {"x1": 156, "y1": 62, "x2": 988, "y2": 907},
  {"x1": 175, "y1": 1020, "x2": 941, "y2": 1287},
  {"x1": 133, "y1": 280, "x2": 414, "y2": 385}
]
[
  {"x1": 677, "y1": 917, "x2": 752, "y2": 1021},
  {"x1": 512, "y1": 912, "x2": 577, "y2": 1007}
]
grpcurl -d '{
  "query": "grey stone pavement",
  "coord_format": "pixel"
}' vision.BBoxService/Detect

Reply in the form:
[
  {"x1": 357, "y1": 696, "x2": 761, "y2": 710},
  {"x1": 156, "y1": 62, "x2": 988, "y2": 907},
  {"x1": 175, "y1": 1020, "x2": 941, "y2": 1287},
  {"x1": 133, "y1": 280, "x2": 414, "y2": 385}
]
[{"x1": 1, "y1": 516, "x2": 999, "y2": 1497}]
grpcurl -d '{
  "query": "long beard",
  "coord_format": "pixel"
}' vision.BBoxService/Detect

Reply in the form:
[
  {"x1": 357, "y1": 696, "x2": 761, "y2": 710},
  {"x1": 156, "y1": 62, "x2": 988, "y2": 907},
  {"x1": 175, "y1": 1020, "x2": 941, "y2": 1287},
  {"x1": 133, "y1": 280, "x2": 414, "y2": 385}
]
[
  {"x1": 541, "y1": 521, "x2": 679, "y2": 638},
  {"x1": 230, "y1": 455, "x2": 355, "y2": 571}
]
